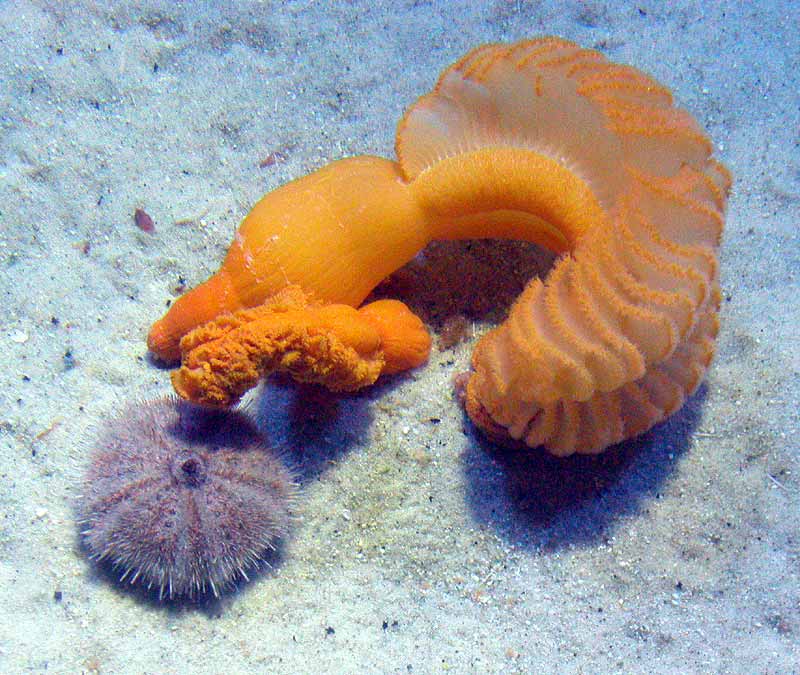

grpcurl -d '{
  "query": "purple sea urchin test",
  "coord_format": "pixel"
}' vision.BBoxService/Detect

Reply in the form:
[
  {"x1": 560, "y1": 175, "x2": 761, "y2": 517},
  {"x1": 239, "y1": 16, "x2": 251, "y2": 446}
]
[{"x1": 78, "y1": 396, "x2": 294, "y2": 599}]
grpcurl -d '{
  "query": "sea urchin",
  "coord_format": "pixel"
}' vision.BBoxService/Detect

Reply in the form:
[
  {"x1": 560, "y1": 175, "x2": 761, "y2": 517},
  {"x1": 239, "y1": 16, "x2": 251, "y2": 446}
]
[{"x1": 78, "y1": 396, "x2": 294, "y2": 599}]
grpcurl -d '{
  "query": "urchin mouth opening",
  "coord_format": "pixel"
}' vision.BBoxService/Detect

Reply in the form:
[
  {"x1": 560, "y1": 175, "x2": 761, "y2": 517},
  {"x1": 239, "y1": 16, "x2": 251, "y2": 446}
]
[{"x1": 171, "y1": 451, "x2": 208, "y2": 487}]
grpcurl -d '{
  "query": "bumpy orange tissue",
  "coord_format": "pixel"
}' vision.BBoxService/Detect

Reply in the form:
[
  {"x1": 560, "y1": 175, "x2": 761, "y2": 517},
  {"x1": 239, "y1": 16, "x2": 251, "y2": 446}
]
[
  {"x1": 149, "y1": 37, "x2": 731, "y2": 455},
  {"x1": 172, "y1": 286, "x2": 431, "y2": 407}
]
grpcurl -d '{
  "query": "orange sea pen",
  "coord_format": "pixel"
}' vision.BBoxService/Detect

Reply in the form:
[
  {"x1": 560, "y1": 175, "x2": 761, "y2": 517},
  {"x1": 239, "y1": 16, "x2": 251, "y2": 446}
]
[{"x1": 148, "y1": 37, "x2": 731, "y2": 455}]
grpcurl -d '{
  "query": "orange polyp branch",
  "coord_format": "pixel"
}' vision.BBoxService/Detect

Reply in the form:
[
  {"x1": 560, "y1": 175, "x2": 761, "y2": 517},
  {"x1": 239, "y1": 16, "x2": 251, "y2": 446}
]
[{"x1": 171, "y1": 286, "x2": 431, "y2": 408}]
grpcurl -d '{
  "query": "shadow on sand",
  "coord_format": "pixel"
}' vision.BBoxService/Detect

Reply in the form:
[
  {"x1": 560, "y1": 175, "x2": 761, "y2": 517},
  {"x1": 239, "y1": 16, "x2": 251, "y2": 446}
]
[{"x1": 462, "y1": 384, "x2": 708, "y2": 550}]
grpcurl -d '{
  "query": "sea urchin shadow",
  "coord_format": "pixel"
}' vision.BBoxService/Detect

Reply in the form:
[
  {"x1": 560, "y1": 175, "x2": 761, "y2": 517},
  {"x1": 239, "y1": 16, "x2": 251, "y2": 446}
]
[{"x1": 77, "y1": 396, "x2": 296, "y2": 602}]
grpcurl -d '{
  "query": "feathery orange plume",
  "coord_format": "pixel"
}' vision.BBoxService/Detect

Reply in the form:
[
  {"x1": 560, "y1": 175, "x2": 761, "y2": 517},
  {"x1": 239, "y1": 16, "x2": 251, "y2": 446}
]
[{"x1": 149, "y1": 37, "x2": 731, "y2": 455}]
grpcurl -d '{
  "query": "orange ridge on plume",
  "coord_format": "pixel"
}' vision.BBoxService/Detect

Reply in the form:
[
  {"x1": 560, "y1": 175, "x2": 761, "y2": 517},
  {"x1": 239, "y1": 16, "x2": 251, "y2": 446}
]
[{"x1": 148, "y1": 36, "x2": 731, "y2": 456}]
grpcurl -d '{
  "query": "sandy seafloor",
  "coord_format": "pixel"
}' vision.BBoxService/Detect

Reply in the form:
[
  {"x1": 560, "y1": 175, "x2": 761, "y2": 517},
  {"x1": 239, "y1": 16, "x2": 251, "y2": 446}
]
[{"x1": 1, "y1": 0, "x2": 798, "y2": 673}]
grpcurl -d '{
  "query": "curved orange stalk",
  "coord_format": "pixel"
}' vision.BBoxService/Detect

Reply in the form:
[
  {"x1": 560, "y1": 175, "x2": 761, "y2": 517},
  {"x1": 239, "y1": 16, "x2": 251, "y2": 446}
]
[
  {"x1": 150, "y1": 37, "x2": 731, "y2": 455},
  {"x1": 147, "y1": 157, "x2": 428, "y2": 362}
]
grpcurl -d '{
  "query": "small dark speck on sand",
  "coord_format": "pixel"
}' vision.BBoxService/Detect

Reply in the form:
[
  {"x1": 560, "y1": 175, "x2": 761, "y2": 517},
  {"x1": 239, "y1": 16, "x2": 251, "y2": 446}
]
[
  {"x1": 53, "y1": 590, "x2": 62, "y2": 602},
  {"x1": 173, "y1": 276, "x2": 187, "y2": 294},
  {"x1": 325, "y1": 626, "x2": 335, "y2": 636},
  {"x1": 63, "y1": 349, "x2": 75, "y2": 370},
  {"x1": 259, "y1": 150, "x2": 288, "y2": 168},
  {"x1": 134, "y1": 208, "x2": 155, "y2": 233}
]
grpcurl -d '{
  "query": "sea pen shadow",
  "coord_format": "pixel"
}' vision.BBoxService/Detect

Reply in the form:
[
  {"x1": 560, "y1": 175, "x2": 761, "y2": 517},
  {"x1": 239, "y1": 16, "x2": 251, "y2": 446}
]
[
  {"x1": 379, "y1": 237, "x2": 709, "y2": 549},
  {"x1": 463, "y1": 383, "x2": 708, "y2": 550},
  {"x1": 253, "y1": 375, "x2": 379, "y2": 485}
]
